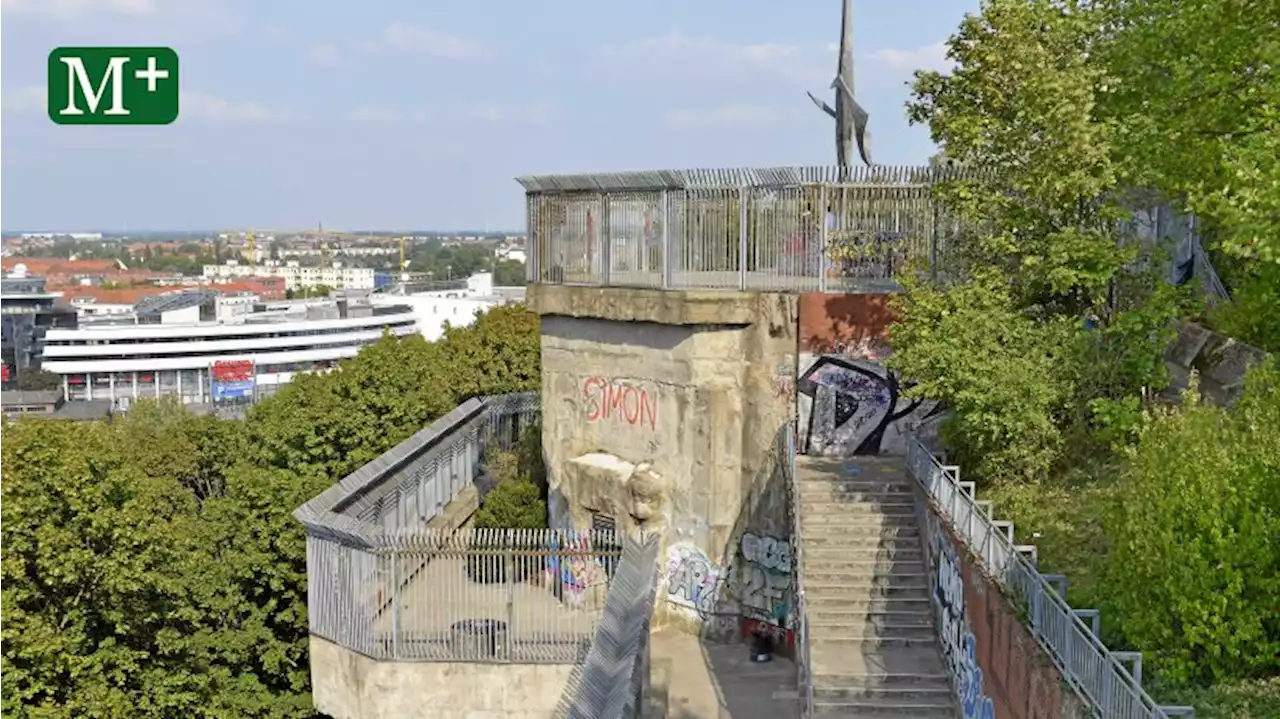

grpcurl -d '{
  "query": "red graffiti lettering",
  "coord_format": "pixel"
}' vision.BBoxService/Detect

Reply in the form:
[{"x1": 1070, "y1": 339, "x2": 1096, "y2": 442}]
[{"x1": 582, "y1": 377, "x2": 658, "y2": 430}]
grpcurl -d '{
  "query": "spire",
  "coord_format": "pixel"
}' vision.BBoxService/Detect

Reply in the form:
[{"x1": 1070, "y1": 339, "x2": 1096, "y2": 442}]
[{"x1": 807, "y1": 0, "x2": 873, "y2": 167}]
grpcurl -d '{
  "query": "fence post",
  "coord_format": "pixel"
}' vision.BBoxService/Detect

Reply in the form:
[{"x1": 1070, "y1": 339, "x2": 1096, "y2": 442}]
[
  {"x1": 391, "y1": 549, "x2": 401, "y2": 658},
  {"x1": 818, "y1": 184, "x2": 829, "y2": 293},
  {"x1": 504, "y1": 529, "x2": 515, "y2": 661},
  {"x1": 739, "y1": 186, "x2": 750, "y2": 291},
  {"x1": 661, "y1": 190, "x2": 671, "y2": 290},
  {"x1": 600, "y1": 194, "x2": 612, "y2": 286}
]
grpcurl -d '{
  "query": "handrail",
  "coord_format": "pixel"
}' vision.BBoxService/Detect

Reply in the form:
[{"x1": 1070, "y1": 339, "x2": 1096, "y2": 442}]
[
  {"x1": 905, "y1": 437, "x2": 1196, "y2": 719},
  {"x1": 787, "y1": 421, "x2": 814, "y2": 717}
]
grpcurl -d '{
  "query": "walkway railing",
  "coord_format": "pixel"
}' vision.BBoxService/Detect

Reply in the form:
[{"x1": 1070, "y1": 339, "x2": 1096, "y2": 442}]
[
  {"x1": 905, "y1": 437, "x2": 1197, "y2": 719},
  {"x1": 517, "y1": 165, "x2": 975, "y2": 293},
  {"x1": 786, "y1": 420, "x2": 815, "y2": 718}
]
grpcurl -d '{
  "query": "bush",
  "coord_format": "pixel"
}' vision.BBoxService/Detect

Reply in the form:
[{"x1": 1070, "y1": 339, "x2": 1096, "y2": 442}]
[
  {"x1": 1099, "y1": 363, "x2": 1280, "y2": 686},
  {"x1": 1208, "y1": 262, "x2": 1280, "y2": 353},
  {"x1": 474, "y1": 478, "x2": 547, "y2": 530}
]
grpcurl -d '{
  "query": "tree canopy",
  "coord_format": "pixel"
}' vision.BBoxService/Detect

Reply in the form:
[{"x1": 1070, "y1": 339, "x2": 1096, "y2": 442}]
[{"x1": 1, "y1": 304, "x2": 542, "y2": 718}]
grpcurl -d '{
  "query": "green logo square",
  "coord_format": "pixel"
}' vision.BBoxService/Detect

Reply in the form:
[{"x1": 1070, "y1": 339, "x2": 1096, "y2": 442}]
[{"x1": 48, "y1": 47, "x2": 179, "y2": 125}]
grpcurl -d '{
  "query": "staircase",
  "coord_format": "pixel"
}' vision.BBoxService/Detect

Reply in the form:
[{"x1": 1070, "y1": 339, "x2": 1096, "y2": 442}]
[{"x1": 796, "y1": 455, "x2": 957, "y2": 718}]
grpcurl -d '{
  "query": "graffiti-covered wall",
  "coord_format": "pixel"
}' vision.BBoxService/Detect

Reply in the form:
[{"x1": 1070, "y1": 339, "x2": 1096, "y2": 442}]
[
  {"x1": 921, "y1": 495, "x2": 1088, "y2": 719},
  {"x1": 797, "y1": 293, "x2": 944, "y2": 456}
]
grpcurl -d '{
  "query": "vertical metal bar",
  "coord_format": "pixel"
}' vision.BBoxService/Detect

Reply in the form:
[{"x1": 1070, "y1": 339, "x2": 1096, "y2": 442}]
[
  {"x1": 391, "y1": 549, "x2": 400, "y2": 658},
  {"x1": 818, "y1": 184, "x2": 829, "y2": 293},
  {"x1": 660, "y1": 190, "x2": 671, "y2": 290},
  {"x1": 504, "y1": 529, "x2": 514, "y2": 661},
  {"x1": 738, "y1": 186, "x2": 750, "y2": 290},
  {"x1": 600, "y1": 194, "x2": 611, "y2": 286}
]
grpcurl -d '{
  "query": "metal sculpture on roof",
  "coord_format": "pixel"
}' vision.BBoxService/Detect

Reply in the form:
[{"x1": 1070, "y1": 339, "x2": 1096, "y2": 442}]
[{"x1": 807, "y1": 0, "x2": 873, "y2": 167}]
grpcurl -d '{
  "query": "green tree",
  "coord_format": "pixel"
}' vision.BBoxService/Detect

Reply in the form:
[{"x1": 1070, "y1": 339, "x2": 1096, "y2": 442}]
[
  {"x1": 1100, "y1": 364, "x2": 1280, "y2": 686},
  {"x1": 494, "y1": 259, "x2": 526, "y2": 286},
  {"x1": 12, "y1": 368, "x2": 62, "y2": 392}
]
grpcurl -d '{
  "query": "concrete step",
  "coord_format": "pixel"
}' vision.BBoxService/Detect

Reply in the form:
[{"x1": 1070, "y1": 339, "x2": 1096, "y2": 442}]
[
  {"x1": 804, "y1": 568, "x2": 929, "y2": 587},
  {"x1": 808, "y1": 609, "x2": 933, "y2": 628},
  {"x1": 803, "y1": 595, "x2": 933, "y2": 614},
  {"x1": 804, "y1": 546, "x2": 926, "y2": 563},
  {"x1": 804, "y1": 557, "x2": 927, "y2": 575},
  {"x1": 812, "y1": 698, "x2": 956, "y2": 718},
  {"x1": 812, "y1": 672, "x2": 952, "y2": 690},
  {"x1": 801, "y1": 512, "x2": 918, "y2": 527},
  {"x1": 807, "y1": 583, "x2": 931, "y2": 602},
  {"x1": 801, "y1": 524, "x2": 921, "y2": 541},
  {"x1": 799, "y1": 499, "x2": 916, "y2": 515},
  {"x1": 809, "y1": 644, "x2": 948, "y2": 675},
  {"x1": 799, "y1": 479, "x2": 914, "y2": 494},
  {"x1": 808, "y1": 622, "x2": 938, "y2": 643},
  {"x1": 805, "y1": 572, "x2": 930, "y2": 589},
  {"x1": 813, "y1": 681, "x2": 952, "y2": 703}
]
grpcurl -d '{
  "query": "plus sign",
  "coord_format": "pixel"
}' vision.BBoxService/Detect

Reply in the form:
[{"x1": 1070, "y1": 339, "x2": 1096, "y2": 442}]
[{"x1": 134, "y1": 56, "x2": 169, "y2": 93}]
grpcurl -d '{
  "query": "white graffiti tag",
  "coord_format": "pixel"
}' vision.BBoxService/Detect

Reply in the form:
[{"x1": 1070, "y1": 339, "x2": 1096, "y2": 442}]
[{"x1": 665, "y1": 543, "x2": 722, "y2": 615}]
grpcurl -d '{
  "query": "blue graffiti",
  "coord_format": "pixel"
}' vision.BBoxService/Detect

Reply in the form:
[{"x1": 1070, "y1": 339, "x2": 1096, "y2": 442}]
[{"x1": 934, "y1": 527, "x2": 995, "y2": 719}]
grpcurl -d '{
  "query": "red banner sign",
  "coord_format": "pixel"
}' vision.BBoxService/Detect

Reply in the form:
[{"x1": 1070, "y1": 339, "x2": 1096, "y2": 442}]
[{"x1": 211, "y1": 360, "x2": 254, "y2": 382}]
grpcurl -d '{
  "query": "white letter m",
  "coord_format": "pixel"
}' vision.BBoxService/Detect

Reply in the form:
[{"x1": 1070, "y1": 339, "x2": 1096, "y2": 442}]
[{"x1": 60, "y1": 56, "x2": 130, "y2": 116}]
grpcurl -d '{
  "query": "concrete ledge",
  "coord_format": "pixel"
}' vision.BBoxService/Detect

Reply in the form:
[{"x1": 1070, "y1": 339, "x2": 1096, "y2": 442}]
[{"x1": 527, "y1": 284, "x2": 761, "y2": 326}]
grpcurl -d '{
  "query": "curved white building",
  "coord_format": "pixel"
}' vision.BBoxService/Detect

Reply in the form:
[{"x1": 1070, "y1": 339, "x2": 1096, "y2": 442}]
[{"x1": 42, "y1": 298, "x2": 417, "y2": 404}]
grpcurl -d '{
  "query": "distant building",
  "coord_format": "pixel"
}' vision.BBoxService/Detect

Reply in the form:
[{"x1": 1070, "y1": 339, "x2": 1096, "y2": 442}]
[
  {"x1": 1, "y1": 265, "x2": 78, "y2": 385},
  {"x1": 372, "y1": 271, "x2": 524, "y2": 342},
  {"x1": 202, "y1": 260, "x2": 376, "y2": 291},
  {"x1": 41, "y1": 294, "x2": 417, "y2": 404}
]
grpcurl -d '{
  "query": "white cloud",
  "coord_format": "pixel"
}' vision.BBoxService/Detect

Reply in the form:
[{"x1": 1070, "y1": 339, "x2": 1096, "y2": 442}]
[
  {"x1": 463, "y1": 101, "x2": 556, "y2": 126},
  {"x1": 304, "y1": 43, "x2": 344, "y2": 69},
  {"x1": 664, "y1": 104, "x2": 796, "y2": 130},
  {"x1": 867, "y1": 42, "x2": 952, "y2": 74},
  {"x1": 2, "y1": 85, "x2": 48, "y2": 115},
  {"x1": 0, "y1": 0, "x2": 155, "y2": 19},
  {"x1": 599, "y1": 31, "x2": 816, "y2": 84},
  {"x1": 347, "y1": 105, "x2": 404, "y2": 124},
  {"x1": 180, "y1": 92, "x2": 293, "y2": 124},
  {"x1": 376, "y1": 21, "x2": 492, "y2": 61}
]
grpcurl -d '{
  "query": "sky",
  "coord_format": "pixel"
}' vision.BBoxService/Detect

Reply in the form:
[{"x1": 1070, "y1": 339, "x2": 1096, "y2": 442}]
[{"x1": 1, "y1": 0, "x2": 978, "y2": 232}]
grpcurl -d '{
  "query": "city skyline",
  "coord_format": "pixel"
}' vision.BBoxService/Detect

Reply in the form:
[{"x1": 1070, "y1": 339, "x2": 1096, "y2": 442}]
[{"x1": 2, "y1": 0, "x2": 976, "y2": 231}]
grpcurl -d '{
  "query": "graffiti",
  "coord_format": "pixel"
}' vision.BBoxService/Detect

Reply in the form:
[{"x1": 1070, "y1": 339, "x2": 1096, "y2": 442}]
[
  {"x1": 664, "y1": 543, "x2": 723, "y2": 615},
  {"x1": 545, "y1": 532, "x2": 605, "y2": 605},
  {"x1": 935, "y1": 529, "x2": 995, "y2": 719},
  {"x1": 740, "y1": 617, "x2": 795, "y2": 649},
  {"x1": 771, "y1": 358, "x2": 797, "y2": 399},
  {"x1": 583, "y1": 377, "x2": 659, "y2": 431},
  {"x1": 797, "y1": 355, "x2": 945, "y2": 455},
  {"x1": 738, "y1": 533, "x2": 794, "y2": 631}
]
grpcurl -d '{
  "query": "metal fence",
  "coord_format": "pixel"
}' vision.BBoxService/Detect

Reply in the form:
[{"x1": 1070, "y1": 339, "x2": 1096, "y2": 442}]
[
  {"x1": 296, "y1": 392, "x2": 539, "y2": 542},
  {"x1": 904, "y1": 437, "x2": 1197, "y2": 719},
  {"x1": 560, "y1": 532, "x2": 662, "y2": 719},
  {"x1": 305, "y1": 527, "x2": 623, "y2": 663},
  {"x1": 785, "y1": 421, "x2": 815, "y2": 719},
  {"x1": 517, "y1": 165, "x2": 975, "y2": 293}
]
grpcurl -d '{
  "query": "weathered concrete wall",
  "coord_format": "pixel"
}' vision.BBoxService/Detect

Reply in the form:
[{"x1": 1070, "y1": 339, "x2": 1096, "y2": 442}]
[
  {"x1": 310, "y1": 636, "x2": 576, "y2": 719},
  {"x1": 1164, "y1": 321, "x2": 1270, "y2": 406},
  {"x1": 919, "y1": 496, "x2": 1088, "y2": 719},
  {"x1": 797, "y1": 292, "x2": 944, "y2": 456},
  {"x1": 530, "y1": 284, "x2": 798, "y2": 644}
]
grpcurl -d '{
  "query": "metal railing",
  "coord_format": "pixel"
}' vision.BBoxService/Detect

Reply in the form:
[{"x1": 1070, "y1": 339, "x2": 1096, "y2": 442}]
[
  {"x1": 305, "y1": 527, "x2": 622, "y2": 663},
  {"x1": 560, "y1": 532, "x2": 663, "y2": 719},
  {"x1": 517, "y1": 164, "x2": 976, "y2": 293},
  {"x1": 905, "y1": 437, "x2": 1197, "y2": 719},
  {"x1": 296, "y1": 392, "x2": 538, "y2": 541},
  {"x1": 786, "y1": 420, "x2": 815, "y2": 718}
]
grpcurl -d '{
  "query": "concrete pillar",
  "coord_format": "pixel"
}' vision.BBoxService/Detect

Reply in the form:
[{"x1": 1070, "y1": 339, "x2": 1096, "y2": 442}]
[
  {"x1": 155, "y1": 372, "x2": 161, "y2": 398},
  {"x1": 176, "y1": 369, "x2": 183, "y2": 401},
  {"x1": 85, "y1": 373, "x2": 93, "y2": 401},
  {"x1": 108, "y1": 373, "x2": 116, "y2": 402},
  {"x1": 62, "y1": 376, "x2": 69, "y2": 401},
  {"x1": 132, "y1": 371, "x2": 138, "y2": 398}
]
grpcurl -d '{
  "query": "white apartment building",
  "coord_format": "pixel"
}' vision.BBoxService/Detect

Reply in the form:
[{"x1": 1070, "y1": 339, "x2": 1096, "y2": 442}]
[
  {"x1": 202, "y1": 260, "x2": 376, "y2": 291},
  {"x1": 42, "y1": 296, "x2": 417, "y2": 404},
  {"x1": 371, "y1": 272, "x2": 524, "y2": 342}
]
